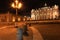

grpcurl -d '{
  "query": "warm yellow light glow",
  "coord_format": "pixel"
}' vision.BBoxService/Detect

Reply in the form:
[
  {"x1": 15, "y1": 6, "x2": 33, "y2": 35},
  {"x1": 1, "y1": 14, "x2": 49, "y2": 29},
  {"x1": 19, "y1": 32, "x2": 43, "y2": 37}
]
[
  {"x1": 31, "y1": 14, "x2": 35, "y2": 20},
  {"x1": 53, "y1": 11, "x2": 58, "y2": 19},
  {"x1": 54, "y1": 5, "x2": 58, "y2": 9},
  {"x1": 11, "y1": 3, "x2": 15, "y2": 8},
  {"x1": 18, "y1": 3, "x2": 22, "y2": 9},
  {"x1": 24, "y1": 16, "x2": 26, "y2": 18},
  {"x1": 23, "y1": 18, "x2": 25, "y2": 21},
  {"x1": 12, "y1": 17, "x2": 15, "y2": 22},
  {"x1": 11, "y1": 2, "x2": 22, "y2": 9},
  {"x1": 18, "y1": 17, "x2": 21, "y2": 21},
  {"x1": 31, "y1": 9, "x2": 35, "y2": 13},
  {"x1": 15, "y1": 0, "x2": 18, "y2": 4},
  {"x1": 11, "y1": 0, "x2": 22, "y2": 9}
]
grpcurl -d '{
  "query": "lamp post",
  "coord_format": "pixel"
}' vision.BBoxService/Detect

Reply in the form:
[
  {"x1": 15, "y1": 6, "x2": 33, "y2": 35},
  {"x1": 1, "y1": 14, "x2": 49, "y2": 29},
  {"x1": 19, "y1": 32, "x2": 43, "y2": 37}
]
[
  {"x1": 11, "y1": 0, "x2": 23, "y2": 40},
  {"x1": 11, "y1": 0, "x2": 22, "y2": 21}
]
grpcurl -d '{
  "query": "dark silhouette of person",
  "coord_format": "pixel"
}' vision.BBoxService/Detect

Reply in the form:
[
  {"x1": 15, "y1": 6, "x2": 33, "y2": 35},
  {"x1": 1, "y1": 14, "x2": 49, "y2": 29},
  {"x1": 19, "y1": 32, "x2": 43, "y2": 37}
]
[
  {"x1": 23, "y1": 24, "x2": 29, "y2": 36},
  {"x1": 15, "y1": 26, "x2": 23, "y2": 40}
]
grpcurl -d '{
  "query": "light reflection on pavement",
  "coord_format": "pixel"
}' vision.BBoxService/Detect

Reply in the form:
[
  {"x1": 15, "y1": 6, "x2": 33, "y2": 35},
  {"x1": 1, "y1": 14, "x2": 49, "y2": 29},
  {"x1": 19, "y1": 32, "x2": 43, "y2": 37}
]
[
  {"x1": 0, "y1": 26, "x2": 44, "y2": 40},
  {"x1": 0, "y1": 26, "x2": 17, "y2": 40}
]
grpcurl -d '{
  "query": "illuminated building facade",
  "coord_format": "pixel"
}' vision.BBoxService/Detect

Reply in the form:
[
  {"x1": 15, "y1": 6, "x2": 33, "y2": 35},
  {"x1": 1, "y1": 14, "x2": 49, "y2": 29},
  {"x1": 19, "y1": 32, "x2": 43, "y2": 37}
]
[{"x1": 31, "y1": 4, "x2": 59, "y2": 20}]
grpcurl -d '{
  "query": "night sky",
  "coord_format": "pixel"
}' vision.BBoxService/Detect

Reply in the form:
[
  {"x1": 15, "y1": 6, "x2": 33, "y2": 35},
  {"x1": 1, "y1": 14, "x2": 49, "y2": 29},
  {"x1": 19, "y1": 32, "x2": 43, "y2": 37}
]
[{"x1": 0, "y1": 0, "x2": 60, "y2": 16}]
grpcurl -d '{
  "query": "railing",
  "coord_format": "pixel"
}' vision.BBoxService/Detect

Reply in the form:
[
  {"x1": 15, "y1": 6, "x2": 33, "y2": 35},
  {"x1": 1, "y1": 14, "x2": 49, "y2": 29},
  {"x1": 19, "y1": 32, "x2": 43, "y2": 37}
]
[{"x1": 0, "y1": 20, "x2": 60, "y2": 25}]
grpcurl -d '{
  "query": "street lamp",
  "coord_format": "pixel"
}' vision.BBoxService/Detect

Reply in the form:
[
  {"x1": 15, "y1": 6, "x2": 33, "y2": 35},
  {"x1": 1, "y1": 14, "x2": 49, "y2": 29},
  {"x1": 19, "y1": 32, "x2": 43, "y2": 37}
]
[
  {"x1": 11, "y1": 0, "x2": 22, "y2": 21},
  {"x1": 11, "y1": 1, "x2": 23, "y2": 40}
]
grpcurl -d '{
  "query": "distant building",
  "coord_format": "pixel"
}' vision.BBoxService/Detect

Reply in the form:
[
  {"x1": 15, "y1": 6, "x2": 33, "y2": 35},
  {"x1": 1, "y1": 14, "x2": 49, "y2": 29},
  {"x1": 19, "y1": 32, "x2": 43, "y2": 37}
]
[
  {"x1": 31, "y1": 3, "x2": 59, "y2": 20},
  {"x1": 0, "y1": 12, "x2": 31, "y2": 22},
  {"x1": 0, "y1": 12, "x2": 21, "y2": 22}
]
